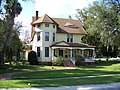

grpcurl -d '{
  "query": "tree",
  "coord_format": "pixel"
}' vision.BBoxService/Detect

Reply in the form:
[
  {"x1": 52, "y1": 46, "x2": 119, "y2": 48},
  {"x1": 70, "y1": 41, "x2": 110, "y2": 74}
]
[
  {"x1": 77, "y1": 0, "x2": 120, "y2": 57},
  {"x1": 0, "y1": 0, "x2": 35, "y2": 67},
  {"x1": 0, "y1": 0, "x2": 22, "y2": 66}
]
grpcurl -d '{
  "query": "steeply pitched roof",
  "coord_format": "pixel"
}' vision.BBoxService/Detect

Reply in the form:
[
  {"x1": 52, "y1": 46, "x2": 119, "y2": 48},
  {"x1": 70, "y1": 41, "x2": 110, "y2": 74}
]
[
  {"x1": 31, "y1": 14, "x2": 87, "y2": 41},
  {"x1": 32, "y1": 14, "x2": 58, "y2": 25},
  {"x1": 52, "y1": 18, "x2": 86, "y2": 34}
]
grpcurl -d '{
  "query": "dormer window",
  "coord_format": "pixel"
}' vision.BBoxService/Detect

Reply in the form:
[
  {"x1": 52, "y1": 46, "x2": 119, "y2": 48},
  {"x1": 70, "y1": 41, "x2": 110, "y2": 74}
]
[
  {"x1": 45, "y1": 23, "x2": 49, "y2": 27},
  {"x1": 64, "y1": 22, "x2": 78, "y2": 29},
  {"x1": 68, "y1": 25, "x2": 78, "y2": 28}
]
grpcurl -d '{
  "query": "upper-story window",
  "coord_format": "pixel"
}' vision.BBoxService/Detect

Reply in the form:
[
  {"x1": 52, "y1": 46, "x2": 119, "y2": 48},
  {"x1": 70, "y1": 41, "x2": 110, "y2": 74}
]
[
  {"x1": 67, "y1": 34, "x2": 73, "y2": 43},
  {"x1": 37, "y1": 24, "x2": 41, "y2": 28},
  {"x1": 45, "y1": 23, "x2": 49, "y2": 27},
  {"x1": 45, "y1": 32, "x2": 49, "y2": 41},
  {"x1": 37, "y1": 32, "x2": 41, "y2": 41},
  {"x1": 53, "y1": 25, "x2": 55, "y2": 28},
  {"x1": 53, "y1": 33, "x2": 55, "y2": 42}
]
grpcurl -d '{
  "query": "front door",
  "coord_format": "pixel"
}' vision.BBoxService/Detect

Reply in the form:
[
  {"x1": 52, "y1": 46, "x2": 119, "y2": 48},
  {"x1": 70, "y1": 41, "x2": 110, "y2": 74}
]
[{"x1": 59, "y1": 50, "x2": 63, "y2": 57}]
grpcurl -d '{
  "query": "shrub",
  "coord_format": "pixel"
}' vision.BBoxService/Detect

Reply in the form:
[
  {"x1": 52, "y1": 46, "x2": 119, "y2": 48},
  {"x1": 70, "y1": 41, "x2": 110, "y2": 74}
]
[
  {"x1": 28, "y1": 51, "x2": 38, "y2": 65},
  {"x1": 52, "y1": 56, "x2": 63, "y2": 66},
  {"x1": 75, "y1": 55, "x2": 85, "y2": 66}
]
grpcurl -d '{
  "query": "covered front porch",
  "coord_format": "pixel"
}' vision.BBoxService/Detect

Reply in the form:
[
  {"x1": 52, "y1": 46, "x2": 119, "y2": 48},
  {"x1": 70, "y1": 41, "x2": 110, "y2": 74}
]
[{"x1": 51, "y1": 41, "x2": 96, "y2": 65}]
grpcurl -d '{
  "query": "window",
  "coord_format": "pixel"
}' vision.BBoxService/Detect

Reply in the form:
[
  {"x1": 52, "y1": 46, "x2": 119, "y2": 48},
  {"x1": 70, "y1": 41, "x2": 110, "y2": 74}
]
[
  {"x1": 67, "y1": 34, "x2": 73, "y2": 43},
  {"x1": 67, "y1": 25, "x2": 78, "y2": 28},
  {"x1": 53, "y1": 25, "x2": 55, "y2": 28},
  {"x1": 67, "y1": 34, "x2": 69, "y2": 42},
  {"x1": 45, "y1": 23, "x2": 49, "y2": 27},
  {"x1": 37, "y1": 47, "x2": 40, "y2": 57},
  {"x1": 45, "y1": 47, "x2": 49, "y2": 57},
  {"x1": 70, "y1": 34, "x2": 73, "y2": 42},
  {"x1": 37, "y1": 32, "x2": 40, "y2": 41},
  {"x1": 45, "y1": 32, "x2": 49, "y2": 41},
  {"x1": 54, "y1": 49, "x2": 56, "y2": 56},
  {"x1": 37, "y1": 24, "x2": 41, "y2": 28},
  {"x1": 53, "y1": 33, "x2": 55, "y2": 42}
]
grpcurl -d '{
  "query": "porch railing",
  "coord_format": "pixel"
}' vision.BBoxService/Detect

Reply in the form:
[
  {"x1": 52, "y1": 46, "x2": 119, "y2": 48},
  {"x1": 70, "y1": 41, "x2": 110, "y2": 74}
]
[{"x1": 70, "y1": 57, "x2": 75, "y2": 65}]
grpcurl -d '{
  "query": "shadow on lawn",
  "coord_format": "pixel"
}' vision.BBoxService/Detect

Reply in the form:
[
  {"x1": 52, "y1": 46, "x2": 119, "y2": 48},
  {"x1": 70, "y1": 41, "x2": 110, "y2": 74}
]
[
  {"x1": 13, "y1": 68, "x2": 120, "y2": 80},
  {"x1": 15, "y1": 75, "x2": 120, "y2": 88},
  {"x1": 0, "y1": 63, "x2": 50, "y2": 74}
]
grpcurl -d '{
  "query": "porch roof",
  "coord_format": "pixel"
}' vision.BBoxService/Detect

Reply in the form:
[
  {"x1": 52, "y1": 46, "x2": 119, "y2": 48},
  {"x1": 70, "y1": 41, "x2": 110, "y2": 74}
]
[{"x1": 51, "y1": 41, "x2": 95, "y2": 49}]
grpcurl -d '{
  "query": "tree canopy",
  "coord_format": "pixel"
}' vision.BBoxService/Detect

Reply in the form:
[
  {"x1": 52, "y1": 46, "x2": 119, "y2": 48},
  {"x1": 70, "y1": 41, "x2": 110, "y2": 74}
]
[
  {"x1": 0, "y1": 0, "x2": 24, "y2": 67},
  {"x1": 77, "y1": 0, "x2": 120, "y2": 57}
]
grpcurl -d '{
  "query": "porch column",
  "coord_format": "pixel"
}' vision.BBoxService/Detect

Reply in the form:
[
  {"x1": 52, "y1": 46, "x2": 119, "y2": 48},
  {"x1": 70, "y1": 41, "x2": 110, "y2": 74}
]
[
  {"x1": 52, "y1": 48, "x2": 54, "y2": 61},
  {"x1": 70, "y1": 49, "x2": 72, "y2": 58},
  {"x1": 82, "y1": 49, "x2": 84, "y2": 57},
  {"x1": 93, "y1": 50, "x2": 96, "y2": 58}
]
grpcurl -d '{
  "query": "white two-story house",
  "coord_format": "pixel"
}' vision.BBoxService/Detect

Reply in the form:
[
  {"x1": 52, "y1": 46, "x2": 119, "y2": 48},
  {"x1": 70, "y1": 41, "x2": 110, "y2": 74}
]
[{"x1": 31, "y1": 11, "x2": 95, "y2": 64}]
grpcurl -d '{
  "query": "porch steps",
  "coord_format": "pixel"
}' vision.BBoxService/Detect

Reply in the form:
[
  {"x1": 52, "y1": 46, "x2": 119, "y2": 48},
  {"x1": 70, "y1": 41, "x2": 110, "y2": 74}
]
[{"x1": 64, "y1": 60, "x2": 76, "y2": 67}]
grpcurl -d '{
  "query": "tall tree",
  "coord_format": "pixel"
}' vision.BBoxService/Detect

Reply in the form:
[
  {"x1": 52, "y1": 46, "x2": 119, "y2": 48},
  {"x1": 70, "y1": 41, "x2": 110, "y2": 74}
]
[
  {"x1": 77, "y1": 0, "x2": 120, "y2": 57},
  {"x1": 0, "y1": 0, "x2": 22, "y2": 67}
]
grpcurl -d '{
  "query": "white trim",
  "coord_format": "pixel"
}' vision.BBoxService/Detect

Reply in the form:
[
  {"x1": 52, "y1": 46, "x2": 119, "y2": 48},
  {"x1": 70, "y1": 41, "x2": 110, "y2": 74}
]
[
  {"x1": 52, "y1": 48, "x2": 54, "y2": 61},
  {"x1": 52, "y1": 47, "x2": 72, "y2": 49},
  {"x1": 52, "y1": 47, "x2": 95, "y2": 50}
]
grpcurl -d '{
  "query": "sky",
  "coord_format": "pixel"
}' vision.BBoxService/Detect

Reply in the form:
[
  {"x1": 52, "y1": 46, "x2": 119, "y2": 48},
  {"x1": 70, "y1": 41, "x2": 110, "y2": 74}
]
[{"x1": 15, "y1": 0, "x2": 97, "y2": 40}]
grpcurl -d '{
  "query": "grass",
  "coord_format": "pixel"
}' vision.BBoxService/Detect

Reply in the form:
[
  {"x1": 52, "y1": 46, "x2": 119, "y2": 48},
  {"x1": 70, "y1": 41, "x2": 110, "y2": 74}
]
[
  {"x1": 13, "y1": 68, "x2": 120, "y2": 79},
  {"x1": 0, "y1": 62, "x2": 65, "y2": 74},
  {"x1": 0, "y1": 59, "x2": 120, "y2": 88},
  {"x1": 13, "y1": 60, "x2": 120, "y2": 79},
  {"x1": 0, "y1": 75, "x2": 120, "y2": 88}
]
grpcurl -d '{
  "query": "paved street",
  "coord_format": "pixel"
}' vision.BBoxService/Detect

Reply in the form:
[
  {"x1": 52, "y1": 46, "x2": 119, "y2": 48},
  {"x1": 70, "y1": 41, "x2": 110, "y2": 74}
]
[{"x1": 0, "y1": 82, "x2": 120, "y2": 90}]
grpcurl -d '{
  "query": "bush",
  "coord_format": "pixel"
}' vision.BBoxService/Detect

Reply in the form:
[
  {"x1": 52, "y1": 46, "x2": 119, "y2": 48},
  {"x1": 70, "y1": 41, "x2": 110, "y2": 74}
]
[
  {"x1": 75, "y1": 55, "x2": 85, "y2": 66},
  {"x1": 52, "y1": 56, "x2": 63, "y2": 66},
  {"x1": 28, "y1": 51, "x2": 38, "y2": 65}
]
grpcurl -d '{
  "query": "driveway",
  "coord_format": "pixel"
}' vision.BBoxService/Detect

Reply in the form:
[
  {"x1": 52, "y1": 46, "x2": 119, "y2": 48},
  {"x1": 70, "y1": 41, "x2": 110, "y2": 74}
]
[{"x1": 0, "y1": 82, "x2": 120, "y2": 90}]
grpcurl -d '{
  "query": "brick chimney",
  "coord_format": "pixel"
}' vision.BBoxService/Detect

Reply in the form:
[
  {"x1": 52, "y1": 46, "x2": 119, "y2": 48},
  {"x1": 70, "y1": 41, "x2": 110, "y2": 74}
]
[{"x1": 36, "y1": 11, "x2": 38, "y2": 20}]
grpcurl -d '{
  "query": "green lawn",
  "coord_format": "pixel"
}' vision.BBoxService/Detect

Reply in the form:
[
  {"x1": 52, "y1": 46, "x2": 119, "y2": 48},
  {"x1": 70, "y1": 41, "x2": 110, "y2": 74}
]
[
  {"x1": 0, "y1": 59, "x2": 120, "y2": 88},
  {"x1": 13, "y1": 60, "x2": 120, "y2": 79},
  {"x1": 0, "y1": 75, "x2": 120, "y2": 88},
  {"x1": 0, "y1": 62, "x2": 65, "y2": 74}
]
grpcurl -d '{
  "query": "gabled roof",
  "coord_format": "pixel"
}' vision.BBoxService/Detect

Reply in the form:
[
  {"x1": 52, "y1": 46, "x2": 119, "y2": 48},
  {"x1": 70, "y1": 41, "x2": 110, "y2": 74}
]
[
  {"x1": 32, "y1": 14, "x2": 58, "y2": 25},
  {"x1": 52, "y1": 18, "x2": 86, "y2": 34},
  {"x1": 31, "y1": 14, "x2": 87, "y2": 41},
  {"x1": 51, "y1": 41, "x2": 95, "y2": 48}
]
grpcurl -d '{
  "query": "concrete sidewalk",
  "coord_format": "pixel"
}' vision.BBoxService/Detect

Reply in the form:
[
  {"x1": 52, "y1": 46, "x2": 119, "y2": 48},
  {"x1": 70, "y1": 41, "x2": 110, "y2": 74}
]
[{"x1": 0, "y1": 82, "x2": 120, "y2": 90}]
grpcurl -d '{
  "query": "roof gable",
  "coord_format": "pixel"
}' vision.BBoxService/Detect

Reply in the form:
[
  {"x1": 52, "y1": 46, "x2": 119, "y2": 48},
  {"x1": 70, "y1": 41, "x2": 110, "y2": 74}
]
[
  {"x1": 51, "y1": 41, "x2": 95, "y2": 48},
  {"x1": 32, "y1": 14, "x2": 58, "y2": 25},
  {"x1": 54, "y1": 41, "x2": 70, "y2": 46}
]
